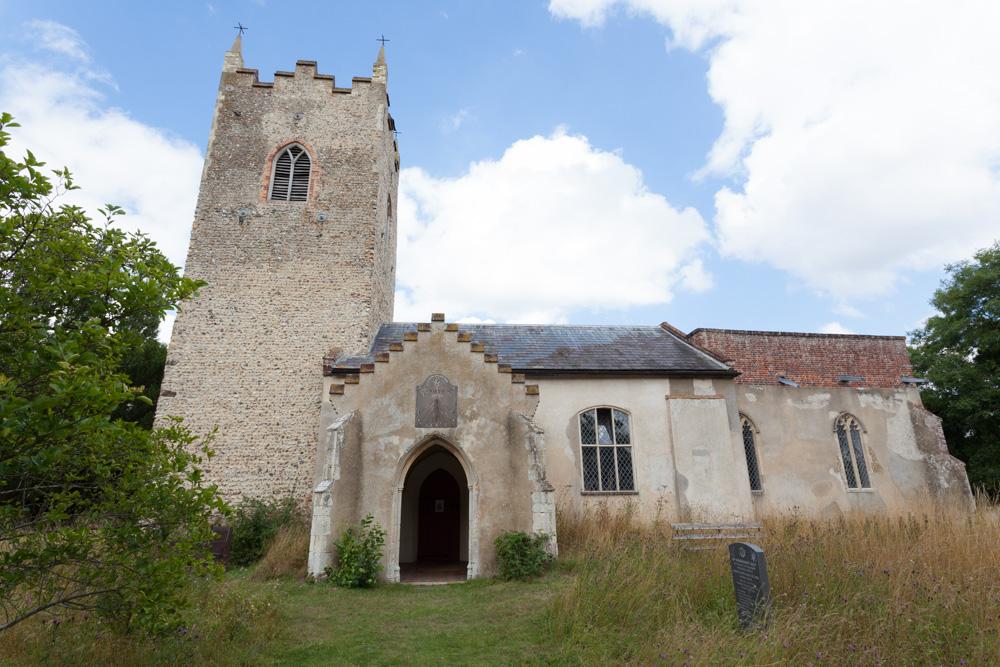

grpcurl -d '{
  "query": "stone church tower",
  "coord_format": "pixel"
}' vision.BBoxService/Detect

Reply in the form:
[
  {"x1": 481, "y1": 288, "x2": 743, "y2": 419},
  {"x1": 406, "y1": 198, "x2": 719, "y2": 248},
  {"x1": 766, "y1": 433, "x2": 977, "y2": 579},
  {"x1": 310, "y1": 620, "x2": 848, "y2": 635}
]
[{"x1": 157, "y1": 37, "x2": 399, "y2": 501}]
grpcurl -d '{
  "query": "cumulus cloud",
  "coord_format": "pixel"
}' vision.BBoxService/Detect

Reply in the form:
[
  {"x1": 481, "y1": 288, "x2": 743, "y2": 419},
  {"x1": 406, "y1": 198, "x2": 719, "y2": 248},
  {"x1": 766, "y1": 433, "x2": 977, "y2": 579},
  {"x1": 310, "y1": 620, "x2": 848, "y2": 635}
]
[
  {"x1": 819, "y1": 322, "x2": 855, "y2": 335},
  {"x1": 0, "y1": 22, "x2": 204, "y2": 342},
  {"x1": 394, "y1": 129, "x2": 710, "y2": 323},
  {"x1": 550, "y1": 0, "x2": 1000, "y2": 301}
]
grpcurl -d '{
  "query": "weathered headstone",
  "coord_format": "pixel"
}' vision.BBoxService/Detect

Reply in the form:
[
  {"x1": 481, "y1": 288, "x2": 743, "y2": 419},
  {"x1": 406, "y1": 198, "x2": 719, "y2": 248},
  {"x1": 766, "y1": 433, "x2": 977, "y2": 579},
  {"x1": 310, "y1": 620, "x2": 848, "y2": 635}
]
[{"x1": 729, "y1": 542, "x2": 771, "y2": 630}]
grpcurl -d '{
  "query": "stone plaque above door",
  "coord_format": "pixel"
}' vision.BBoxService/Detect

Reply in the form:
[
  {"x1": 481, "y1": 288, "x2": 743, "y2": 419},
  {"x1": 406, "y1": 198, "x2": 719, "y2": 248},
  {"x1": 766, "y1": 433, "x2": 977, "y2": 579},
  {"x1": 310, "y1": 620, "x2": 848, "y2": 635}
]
[{"x1": 416, "y1": 374, "x2": 458, "y2": 428}]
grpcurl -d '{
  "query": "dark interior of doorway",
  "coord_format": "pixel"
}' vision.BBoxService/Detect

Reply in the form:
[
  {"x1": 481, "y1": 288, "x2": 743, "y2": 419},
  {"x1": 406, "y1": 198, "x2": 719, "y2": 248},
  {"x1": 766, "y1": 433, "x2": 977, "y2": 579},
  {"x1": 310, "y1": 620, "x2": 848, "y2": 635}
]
[{"x1": 400, "y1": 446, "x2": 468, "y2": 584}]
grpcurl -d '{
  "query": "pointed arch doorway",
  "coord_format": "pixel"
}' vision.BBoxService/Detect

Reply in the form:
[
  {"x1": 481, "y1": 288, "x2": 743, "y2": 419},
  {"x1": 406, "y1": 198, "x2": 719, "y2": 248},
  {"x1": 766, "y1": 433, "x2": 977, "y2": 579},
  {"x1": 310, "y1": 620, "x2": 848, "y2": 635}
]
[{"x1": 398, "y1": 444, "x2": 469, "y2": 583}]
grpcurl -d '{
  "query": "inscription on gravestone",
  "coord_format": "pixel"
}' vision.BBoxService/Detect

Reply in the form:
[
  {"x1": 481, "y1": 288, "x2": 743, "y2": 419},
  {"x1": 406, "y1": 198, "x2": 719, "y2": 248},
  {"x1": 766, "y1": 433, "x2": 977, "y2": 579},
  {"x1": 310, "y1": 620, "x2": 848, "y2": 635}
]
[
  {"x1": 729, "y1": 542, "x2": 771, "y2": 630},
  {"x1": 415, "y1": 374, "x2": 458, "y2": 428}
]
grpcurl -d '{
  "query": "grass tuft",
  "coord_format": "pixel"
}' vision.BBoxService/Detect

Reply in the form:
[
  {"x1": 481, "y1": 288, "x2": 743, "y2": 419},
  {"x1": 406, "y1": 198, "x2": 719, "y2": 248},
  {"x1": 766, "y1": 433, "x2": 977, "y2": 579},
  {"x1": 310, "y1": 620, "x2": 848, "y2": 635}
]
[{"x1": 251, "y1": 521, "x2": 311, "y2": 581}]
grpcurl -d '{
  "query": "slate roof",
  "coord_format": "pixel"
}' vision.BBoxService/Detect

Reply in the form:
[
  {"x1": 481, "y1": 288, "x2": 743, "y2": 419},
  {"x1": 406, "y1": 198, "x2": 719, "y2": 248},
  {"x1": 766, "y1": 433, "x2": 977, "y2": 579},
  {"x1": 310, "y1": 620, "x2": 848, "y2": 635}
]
[{"x1": 327, "y1": 323, "x2": 736, "y2": 376}]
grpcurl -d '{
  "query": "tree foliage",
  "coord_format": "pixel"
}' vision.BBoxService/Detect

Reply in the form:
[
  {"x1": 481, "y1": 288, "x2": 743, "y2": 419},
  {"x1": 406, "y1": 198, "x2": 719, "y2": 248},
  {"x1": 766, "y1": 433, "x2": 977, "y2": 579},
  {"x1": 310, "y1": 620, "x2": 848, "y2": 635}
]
[
  {"x1": 909, "y1": 241, "x2": 1000, "y2": 494},
  {"x1": 0, "y1": 113, "x2": 227, "y2": 634}
]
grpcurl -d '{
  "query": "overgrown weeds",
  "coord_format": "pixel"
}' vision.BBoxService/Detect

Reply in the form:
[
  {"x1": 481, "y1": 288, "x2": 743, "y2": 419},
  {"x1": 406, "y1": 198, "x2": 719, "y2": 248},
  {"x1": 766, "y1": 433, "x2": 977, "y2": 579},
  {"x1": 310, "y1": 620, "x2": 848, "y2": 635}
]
[
  {"x1": 551, "y1": 498, "x2": 1000, "y2": 664},
  {"x1": 494, "y1": 529, "x2": 552, "y2": 581},
  {"x1": 0, "y1": 574, "x2": 284, "y2": 666},
  {"x1": 229, "y1": 495, "x2": 302, "y2": 567},
  {"x1": 251, "y1": 521, "x2": 311, "y2": 581}
]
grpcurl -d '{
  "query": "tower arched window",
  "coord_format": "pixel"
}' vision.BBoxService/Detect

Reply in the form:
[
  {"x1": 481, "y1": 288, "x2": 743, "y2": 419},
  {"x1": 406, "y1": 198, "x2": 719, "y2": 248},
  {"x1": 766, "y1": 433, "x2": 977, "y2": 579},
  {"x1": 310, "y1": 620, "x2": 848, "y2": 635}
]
[
  {"x1": 740, "y1": 414, "x2": 763, "y2": 492},
  {"x1": 835, "y1": 414, "x2": 871, "y2": 489},
  {"x1": 579, "y1": 407, "x2": 635, "y2": 493},
  {"x1": 268, "y1": 144, "x2": 311, "y2": 202}
]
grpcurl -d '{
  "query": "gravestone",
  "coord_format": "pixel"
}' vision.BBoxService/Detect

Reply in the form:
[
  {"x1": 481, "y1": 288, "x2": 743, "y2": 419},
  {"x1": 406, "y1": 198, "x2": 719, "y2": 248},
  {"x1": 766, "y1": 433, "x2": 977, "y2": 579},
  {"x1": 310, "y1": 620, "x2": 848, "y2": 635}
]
[{"x1": 728, "y1": 542, "x2": 771, "y2": 630}]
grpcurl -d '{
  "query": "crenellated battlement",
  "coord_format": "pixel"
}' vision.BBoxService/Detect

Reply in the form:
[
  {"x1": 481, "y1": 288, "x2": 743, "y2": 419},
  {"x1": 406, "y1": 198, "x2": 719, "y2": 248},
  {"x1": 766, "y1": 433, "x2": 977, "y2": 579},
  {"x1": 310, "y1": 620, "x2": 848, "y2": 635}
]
[
  {"x1": 222, "y1": 36, "x2": 387, "y2": 95},
  {"x1": 232, "y1": 63, "x2": 373, "y2": 95}
]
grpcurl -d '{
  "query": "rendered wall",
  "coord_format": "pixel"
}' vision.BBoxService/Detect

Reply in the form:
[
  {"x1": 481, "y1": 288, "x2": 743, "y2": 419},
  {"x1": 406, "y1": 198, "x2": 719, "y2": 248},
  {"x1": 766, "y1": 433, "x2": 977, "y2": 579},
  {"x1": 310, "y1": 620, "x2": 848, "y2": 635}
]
[
  {"x1": 156, "y1": 43, "x2": 398, "y2": 503},
  {"x1": 735, "y1": 385, "x2": 973, "y2": 514},
  {"x1": 532, "y1": 376, "x2": 756, "y2": 524}
]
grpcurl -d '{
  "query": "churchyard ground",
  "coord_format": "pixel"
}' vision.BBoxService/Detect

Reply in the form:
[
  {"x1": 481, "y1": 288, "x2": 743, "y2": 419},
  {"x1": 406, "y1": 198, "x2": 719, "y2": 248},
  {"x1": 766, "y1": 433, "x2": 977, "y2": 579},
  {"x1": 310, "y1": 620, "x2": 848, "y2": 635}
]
[{"x1": 3, "y1": 499, "x2": 1000, "y2": 665}]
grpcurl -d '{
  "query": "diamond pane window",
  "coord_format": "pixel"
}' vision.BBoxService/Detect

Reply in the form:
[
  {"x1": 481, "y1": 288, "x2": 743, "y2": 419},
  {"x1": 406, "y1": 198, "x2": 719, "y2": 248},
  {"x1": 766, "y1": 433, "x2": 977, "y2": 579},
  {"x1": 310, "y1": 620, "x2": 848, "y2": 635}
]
[
  {"x1": 580, "y1": 411, "x2": 596, "y2": 445},
  {"x1": 578, "y1": 408, "x2": 635, "y2": 492},
  {"x1": 836, "y1": 414, "x2": 871, "y2": 489},
  {"x1": 268, "y1": 144, "x2": 311, "y2": 202},
  {"x1": 740, "y1": 415, "x2": 763, "y2": 492},
  {"x1": 582, "y1": 446, "x2": 599, "y2": 491}
]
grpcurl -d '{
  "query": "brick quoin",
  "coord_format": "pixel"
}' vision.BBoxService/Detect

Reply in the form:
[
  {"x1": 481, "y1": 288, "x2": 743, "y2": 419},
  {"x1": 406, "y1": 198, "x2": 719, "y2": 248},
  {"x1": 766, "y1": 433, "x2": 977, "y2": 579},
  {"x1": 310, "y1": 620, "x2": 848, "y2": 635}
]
[{"x1": 687, "y1": 328, "x2": 914, "y2": 388}]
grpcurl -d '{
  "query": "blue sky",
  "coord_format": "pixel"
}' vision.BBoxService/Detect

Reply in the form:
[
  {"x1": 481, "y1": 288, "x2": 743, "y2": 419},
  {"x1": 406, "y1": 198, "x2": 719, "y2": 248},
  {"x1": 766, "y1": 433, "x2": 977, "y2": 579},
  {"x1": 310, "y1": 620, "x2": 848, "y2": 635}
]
[{"x1": 1, "y1": 1, "x2": 998, "y2": 341}]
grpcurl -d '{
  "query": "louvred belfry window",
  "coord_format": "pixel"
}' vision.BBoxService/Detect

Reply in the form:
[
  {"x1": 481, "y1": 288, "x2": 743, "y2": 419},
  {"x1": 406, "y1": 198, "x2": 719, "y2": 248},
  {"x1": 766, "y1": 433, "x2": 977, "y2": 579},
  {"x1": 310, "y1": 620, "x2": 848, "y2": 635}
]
[
  {"x1": 268, "y1": 144, "x2": 311, "y2": 202},
  {"x1": 579, "y1": 407, "x2": 635, "y2": 492}
]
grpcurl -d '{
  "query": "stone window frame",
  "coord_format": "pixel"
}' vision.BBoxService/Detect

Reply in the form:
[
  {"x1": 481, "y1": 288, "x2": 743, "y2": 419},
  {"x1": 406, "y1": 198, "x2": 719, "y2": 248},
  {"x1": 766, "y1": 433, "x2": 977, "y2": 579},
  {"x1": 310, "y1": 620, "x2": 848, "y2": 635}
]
[
  {"x1": 739, "y1": 413, "x2": 764, "y2": 494},
  {"x1": 834, "y1": 413, "x2": 873, "y2": 491},
  {"x1": 267, "y1": 142, "x2": 312, "y2": 202},
  {"x1": 578, "y1": 406, "x2": 638, "y2": 495}
]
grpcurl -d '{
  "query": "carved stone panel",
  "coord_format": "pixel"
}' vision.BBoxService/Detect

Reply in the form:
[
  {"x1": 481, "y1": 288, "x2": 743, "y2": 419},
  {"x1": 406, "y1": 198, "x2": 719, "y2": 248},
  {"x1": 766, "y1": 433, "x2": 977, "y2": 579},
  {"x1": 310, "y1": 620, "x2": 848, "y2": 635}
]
[{"x1": 416, "y1": 374, "x2": 458, "y2": 428}]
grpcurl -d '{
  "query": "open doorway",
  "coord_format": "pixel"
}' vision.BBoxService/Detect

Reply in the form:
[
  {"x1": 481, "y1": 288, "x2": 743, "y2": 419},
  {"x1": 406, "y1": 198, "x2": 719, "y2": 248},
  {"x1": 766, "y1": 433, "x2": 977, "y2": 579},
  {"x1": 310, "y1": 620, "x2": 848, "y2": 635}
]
[{"x1": 399, "y1": 444, "x2": 468, "y2": 583}]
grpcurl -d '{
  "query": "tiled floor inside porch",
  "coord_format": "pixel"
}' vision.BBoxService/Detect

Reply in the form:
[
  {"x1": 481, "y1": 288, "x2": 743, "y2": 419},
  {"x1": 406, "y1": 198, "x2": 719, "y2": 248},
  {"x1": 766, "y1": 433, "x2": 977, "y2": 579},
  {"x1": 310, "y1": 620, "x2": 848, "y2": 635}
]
[{"x1": 399, "y1": 561, "x2": 468, "y2": 585}]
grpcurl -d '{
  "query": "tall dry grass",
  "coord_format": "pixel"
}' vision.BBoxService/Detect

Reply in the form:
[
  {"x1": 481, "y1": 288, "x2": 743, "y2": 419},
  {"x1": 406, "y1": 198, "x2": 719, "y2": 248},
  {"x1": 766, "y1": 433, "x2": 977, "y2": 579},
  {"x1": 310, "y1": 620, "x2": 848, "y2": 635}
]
[
  {"x1": 250, "y1": 521, "x2": 311, "y2": 581},
  {"x1": 550, "y1": 497, "x2": 1000, "y2": 665}
]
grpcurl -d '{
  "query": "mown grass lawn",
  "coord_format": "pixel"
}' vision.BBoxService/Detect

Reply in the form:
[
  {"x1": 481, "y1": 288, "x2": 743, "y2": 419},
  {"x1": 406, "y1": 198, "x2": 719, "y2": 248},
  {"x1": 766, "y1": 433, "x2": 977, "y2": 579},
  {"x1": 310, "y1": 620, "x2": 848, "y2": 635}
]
[{"x1": 271, "y1": 574, "x2": 577, "y2": 666}]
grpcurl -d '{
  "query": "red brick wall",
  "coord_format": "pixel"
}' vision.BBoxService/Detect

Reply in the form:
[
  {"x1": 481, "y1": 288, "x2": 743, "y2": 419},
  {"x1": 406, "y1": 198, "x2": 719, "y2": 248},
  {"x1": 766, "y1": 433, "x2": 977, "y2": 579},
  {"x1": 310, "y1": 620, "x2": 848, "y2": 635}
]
[{"x1": 687, "y1": 329, "x2": 913, "y2": 388}]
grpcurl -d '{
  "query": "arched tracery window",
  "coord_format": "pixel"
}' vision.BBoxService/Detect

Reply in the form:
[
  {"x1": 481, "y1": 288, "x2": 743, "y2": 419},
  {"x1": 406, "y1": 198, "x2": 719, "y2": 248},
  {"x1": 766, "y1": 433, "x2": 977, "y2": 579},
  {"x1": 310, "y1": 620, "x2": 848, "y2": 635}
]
[
  {"x1": 835, "y1": 414, "x2": 871, "y2": 489},
  {"x1": 268, "y1": 144, "x2": 311, "y2": 202},
  {"x1": 740, "y1": 414, "x2": 763, "y2": 492},
  {"x1": 579, "y1": 407, "x2": 635, "y2": 492}
]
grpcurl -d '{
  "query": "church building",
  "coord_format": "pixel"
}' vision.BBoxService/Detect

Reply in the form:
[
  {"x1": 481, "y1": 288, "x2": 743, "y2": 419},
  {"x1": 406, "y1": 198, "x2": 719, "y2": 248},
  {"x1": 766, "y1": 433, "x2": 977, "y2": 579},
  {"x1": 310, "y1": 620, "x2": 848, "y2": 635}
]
[{"x1": 156, "y1": 40, "x2": 973, "y2": 582}]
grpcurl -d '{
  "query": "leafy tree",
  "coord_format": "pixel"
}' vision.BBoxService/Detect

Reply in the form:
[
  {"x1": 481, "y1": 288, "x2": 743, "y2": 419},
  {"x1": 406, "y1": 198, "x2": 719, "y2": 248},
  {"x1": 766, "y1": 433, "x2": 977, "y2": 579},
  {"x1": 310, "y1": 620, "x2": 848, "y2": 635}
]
[
  {"x1": 0, "y1": 113, "x2": 227, "y2": 633},
  {"x1": 909, "y1": 241, "x2": 1000, "y2": 494},
  {"x1": 110, "y1": 337, "x2": 168, "y2": 429}
]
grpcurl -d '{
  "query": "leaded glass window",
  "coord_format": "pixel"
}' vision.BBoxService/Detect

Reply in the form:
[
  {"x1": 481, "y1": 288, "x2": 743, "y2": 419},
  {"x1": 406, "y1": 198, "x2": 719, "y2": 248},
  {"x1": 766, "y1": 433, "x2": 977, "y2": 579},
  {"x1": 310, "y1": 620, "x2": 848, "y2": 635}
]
[
  {"x1": 740, "y1": 415, "x2": 763, "y2": 492},
  {"x1": 268, "y1": 144, "x2": 311, "y2": 202},
  {"x1": 835, "y1": 414, "x2": 871, "y2": 489},
  {"x1": 579, "y1": 408, "x2": 635, "y2": 492}
]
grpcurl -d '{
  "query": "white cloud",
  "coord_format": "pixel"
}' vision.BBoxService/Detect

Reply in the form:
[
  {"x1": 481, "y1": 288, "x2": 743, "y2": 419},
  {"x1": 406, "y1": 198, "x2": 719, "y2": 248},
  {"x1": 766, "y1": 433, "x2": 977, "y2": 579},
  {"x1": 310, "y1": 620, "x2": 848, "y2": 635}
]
[
  {"x1": 395, "y1": 129, "x2": 710, "y2": 323},
  {"x1": 1, "y1": 23, "x2": 204, "y2": 343},
  {"x1": 441, "y1": 108, "x2": 471, "y2": 132},
  {"x1": 25, "y1": 20, "x2": 92, "y2": 62},
  {"x1": 819, "y1": 322, "x2": 855, "y2": 335},
  {"x1": 832, "y1": 303, "x2": 863, "y2": 319},
  {"x1": 514, "y1": 49, "x2": 524, "y2": 56},
  {"x1": 550, "y1": 0, "x2": 1000, "y2": 301},
  {"x1": 159, "y1": 311, "x2": 178, "y2": 344}
]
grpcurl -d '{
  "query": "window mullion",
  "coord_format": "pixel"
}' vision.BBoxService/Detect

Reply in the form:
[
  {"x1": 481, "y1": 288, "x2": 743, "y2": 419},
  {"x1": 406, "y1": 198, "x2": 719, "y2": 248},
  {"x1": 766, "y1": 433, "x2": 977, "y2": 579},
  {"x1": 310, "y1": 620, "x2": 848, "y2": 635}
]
[{"x1": 610, "y1": 419, "x2": 620, "y2": 491}]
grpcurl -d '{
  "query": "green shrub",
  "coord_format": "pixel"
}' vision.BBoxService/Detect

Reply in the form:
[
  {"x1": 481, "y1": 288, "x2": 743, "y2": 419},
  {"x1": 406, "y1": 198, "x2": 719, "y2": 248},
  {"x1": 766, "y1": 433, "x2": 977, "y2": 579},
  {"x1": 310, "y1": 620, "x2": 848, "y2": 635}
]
[
  {"x1": 229, "y1": 496, "x2": 299, "y2": 567},
  {"x1": 326, "y1": 514, "x2": 386, "y2": 588},
  {"x1": 494, "y1": 530, "x2": 551, "y2": 581}
]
